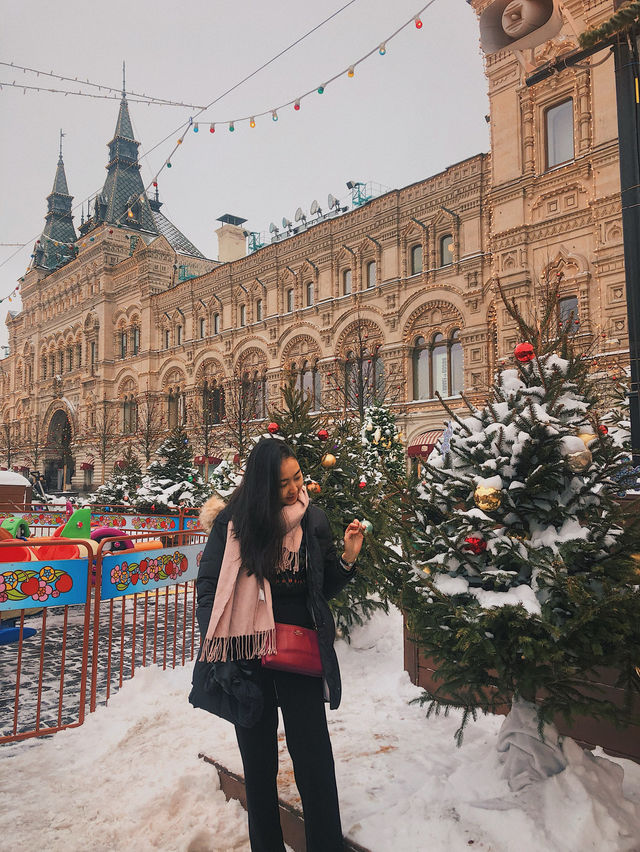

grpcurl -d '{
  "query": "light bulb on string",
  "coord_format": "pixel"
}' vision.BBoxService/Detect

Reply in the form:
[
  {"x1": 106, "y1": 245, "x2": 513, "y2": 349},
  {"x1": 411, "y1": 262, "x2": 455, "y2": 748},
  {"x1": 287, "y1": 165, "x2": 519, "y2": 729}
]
[
  {"x1": 250, "y1": 117, "x2": 256, "y2": 128},
  {"x1": 414, "y1": 16, "x2": 423, "y2": 28},
  {"x1": 229, "y1": 121, "x2": 235, "y2": 132},
  {"x1": 294, "y1": 100, "x2": 300, "y2": 111},
  {"x1": 272, "y1": 110, "x2": 278, "y2": 121},
  {"x1": 177, "y1": 137, "x2": 183, "y2": 145},
  {"x1": 167, "y1": 161, "x2": 172, "y2": 168},
  {"x1": 193, "y1": 123, "x2": 199, "y2": 133},
  {"x1": 317, "y1": 85, "x2": 325, "y2": 94},
  {"x1": 209, "y1": 123, "x2": 215, "y2": 133},
  {"x1": 347, "y1": 66, "x2": 355, "y2": 78},
  {"x1": 379, "y1": 43, "x2": 386, "y2": 55}
]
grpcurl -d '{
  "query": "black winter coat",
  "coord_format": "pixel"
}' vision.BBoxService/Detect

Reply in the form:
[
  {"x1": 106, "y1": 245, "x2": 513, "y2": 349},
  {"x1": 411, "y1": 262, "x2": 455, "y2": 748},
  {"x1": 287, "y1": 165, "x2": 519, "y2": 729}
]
[{"x1": 195, "y1": 503, "x2": 355, "y2": 709}]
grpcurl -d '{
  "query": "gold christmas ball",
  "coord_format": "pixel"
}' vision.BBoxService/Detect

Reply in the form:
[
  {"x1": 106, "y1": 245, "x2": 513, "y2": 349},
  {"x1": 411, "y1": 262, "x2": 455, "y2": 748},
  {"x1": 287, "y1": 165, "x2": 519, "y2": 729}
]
[
  {"x1": 307, "y1": 480, "x2": 321, "y2": 494},
  {"x1": 577, "y1": 432, "x2": 597, "y2": 447},
  {"x1": 629, "y1": 553, "x2": 640, "y2": 564},
  {"x1": 473, "y1": 484, "x2": 503, "y2": 511},
  {"x1": 566, "y1": 449, "x2": 592, "y2": 473},
  {"x1": 321, "y1": 453, "x2": 337, "y2": 469}
]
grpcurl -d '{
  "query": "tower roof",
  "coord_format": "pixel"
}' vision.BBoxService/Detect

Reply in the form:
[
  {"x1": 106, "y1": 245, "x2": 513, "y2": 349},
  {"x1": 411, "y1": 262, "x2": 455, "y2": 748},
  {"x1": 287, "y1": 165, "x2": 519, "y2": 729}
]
[{"x1": 32, "y1": 138, "x2": 77, "y2": 272}]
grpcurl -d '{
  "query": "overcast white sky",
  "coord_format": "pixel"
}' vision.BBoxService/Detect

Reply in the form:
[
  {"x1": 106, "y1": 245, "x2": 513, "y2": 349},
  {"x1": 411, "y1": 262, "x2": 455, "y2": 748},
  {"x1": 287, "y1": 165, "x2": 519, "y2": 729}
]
[{"x1": 0, "y1": 0, "x2": 489, "y2": 348}]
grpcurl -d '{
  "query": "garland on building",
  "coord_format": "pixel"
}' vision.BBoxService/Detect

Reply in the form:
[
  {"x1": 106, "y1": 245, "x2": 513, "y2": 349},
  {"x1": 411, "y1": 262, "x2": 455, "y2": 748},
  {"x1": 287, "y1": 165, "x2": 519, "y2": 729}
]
[
  {"x1": 401, "y1": 287, "x2": 640, "y2": 744},
  {"x1": 579, "y1": 1, "x2": 640, "y2": 49}
]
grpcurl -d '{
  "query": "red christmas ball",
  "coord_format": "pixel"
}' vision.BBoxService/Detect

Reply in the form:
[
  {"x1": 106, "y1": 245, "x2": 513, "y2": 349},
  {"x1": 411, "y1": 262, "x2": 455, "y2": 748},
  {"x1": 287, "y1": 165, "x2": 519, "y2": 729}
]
[
  {"x1": 514, "y1": 342, "x2": 535, "y2": 363},
  {"x1": 267, "y1": 422, "x2": 279, "y2": 434},
  {"x1": 317, "y1": 429, "x2": 329, "y2": 441},
  {"x1": 359, "y1": 480, "x2": 367, "y2": 489},
  {"x1": 463, "y1": 536, "x2": 487, "y2": 555},
  {"x1": 233, "y1": 453, "x2": 240, "y2": 465},
  {"x1": 598, "y1": 424, "x2": 609, "y2": 435}
]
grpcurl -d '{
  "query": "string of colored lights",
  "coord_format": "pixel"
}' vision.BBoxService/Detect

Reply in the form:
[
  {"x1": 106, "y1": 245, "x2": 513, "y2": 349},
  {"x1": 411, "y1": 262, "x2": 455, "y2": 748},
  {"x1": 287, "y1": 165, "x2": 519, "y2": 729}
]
[
  {"x1": 0, "y1": 60, "x2": 206, "y2": 108},
  {"x1": 0, "y1": 0, "x2": 362, "y2": 277},
  {"x1": 0, "y1": 0, "x2": 440, "y2": 289},
  {"x1": 0, "y1": 80, "x2": 206, "y2": 108}
]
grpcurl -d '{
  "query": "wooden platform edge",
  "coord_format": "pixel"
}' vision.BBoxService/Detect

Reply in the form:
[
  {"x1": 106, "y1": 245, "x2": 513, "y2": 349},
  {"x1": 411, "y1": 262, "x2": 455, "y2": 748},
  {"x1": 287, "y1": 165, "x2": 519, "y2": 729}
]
[{"x1": 199, "y1": 753, "x2": 370, "y2": 852}]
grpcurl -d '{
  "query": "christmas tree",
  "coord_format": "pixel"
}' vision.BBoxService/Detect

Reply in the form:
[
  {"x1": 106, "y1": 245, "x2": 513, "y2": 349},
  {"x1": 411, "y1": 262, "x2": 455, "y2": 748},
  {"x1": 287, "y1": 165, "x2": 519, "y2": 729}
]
[
  {"x1": 361, "y1": 404, "x2": 406, "y2": 485},
  {"x1": 268, "y1": 377, "x2": 410, "y2": 635},
  {"x1": 88, "y1": 445, "x2": 142, "y2": 506},
  {"x1": 134, "y1": 426, "x2": 211, "y2": 512},
  {"x1": 402, "y1": 285, "x2": 640, "y2": 755}
]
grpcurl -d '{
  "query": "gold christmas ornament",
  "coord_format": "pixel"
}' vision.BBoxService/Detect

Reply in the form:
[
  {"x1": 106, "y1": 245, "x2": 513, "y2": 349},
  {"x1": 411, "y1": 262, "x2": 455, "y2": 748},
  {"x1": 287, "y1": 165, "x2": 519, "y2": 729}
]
[
  {"x1": 630, "y1": 553, "x2": 640, "y2": 563},
  {"x1": 321, "y1": 453, "x2": 337, "y2": 469},
  {"x1": 473, "y1": 484, "x2": 503, "y2": 511},
  {"x1": 566, "y1": 449, "x2": 592, "y2": 473},
  {"x1": 306, "y1": 480, "x2": 321, "y2": 494},
  {"x1": 577, "y1": 431, "x2": 597, "y2": 447}
]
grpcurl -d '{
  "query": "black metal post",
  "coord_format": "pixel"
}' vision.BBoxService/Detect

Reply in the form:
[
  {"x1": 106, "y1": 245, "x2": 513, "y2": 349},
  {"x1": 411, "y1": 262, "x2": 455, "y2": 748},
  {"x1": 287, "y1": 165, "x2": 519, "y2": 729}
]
[{"x1": 613, "y1": 29, "x2": 640, "y2": 463}]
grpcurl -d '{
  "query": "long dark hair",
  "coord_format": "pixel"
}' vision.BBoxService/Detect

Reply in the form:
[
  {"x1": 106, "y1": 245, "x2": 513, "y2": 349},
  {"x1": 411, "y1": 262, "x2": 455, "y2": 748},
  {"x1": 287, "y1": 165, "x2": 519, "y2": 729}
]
[{"x1": 227, "y1": 438, "x2": 299, "y2": 581}]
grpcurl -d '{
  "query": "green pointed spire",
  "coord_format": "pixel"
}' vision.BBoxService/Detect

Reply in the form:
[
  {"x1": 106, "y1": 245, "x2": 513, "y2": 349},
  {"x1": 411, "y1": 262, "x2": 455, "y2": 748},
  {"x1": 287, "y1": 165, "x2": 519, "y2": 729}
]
[{"x1": 33, "y1": 135, "x2": 77, "y2": 271}]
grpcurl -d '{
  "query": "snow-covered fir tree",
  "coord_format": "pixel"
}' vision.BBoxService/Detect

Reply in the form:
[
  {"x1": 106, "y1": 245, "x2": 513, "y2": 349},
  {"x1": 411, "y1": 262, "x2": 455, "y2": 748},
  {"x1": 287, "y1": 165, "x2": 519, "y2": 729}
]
[
  {"x1": 402, "y1": 290, "x2": 640, "y2": 746},
  {"x1": 207, "y1": 459, "x2": 242, "y2": 499},
  {"x1": 361, "y1": 404, "x2": 405, "y2": 484},
  {"x1": 134, "y1": 426, "x2": 211, "y2": 512},
  {"x1": 269, "y1": 377, "x2": 410, "y2": 634},
  {"x1": 88, "y1": 445, "x2": 142, "y2": 506}
]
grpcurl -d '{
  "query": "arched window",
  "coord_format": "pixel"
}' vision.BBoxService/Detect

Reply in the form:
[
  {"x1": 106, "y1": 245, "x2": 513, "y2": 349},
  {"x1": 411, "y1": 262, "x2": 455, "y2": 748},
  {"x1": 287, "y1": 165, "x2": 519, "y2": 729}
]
[
  {"x1": 132, "y1": 326, "x2": 140, "y2": 355},
  {"x1": 168, "y1": 387, "x2": 184, "y2": 429},
  {"x1": 213, "y1": 313, "x2": 220, "y2": 334},
  {"x1": 440, "y1": 235, "x2": 454, "y2": 267},
  {"x1": 344, "y1": 347, "x2": 383, "y2": 408},
  {"x1": 123, "y1": 395, "x2": 138, "y2": 435},
  {"x1": 256, "y1": 298, "x2": 263, "y2": 322},
  {"x1": 41, "y1": 354, "x2": 47, "y2": 380},
  {"x1": 120, "y1": 330, "x2": 127, "y2": 358},
  {"x1": 239, "y1": 305, "x2": 246, "y2": 327},
  {"x1": 342, "y1": 269, "x2": 352, "y2": 296},
  {"x1": 366, "y1": 261, "x2": 376, "y2": 289},
  {"x1": 67, "y1": 347, "x2": 73, "y2": 371},
  {"x1": 305, "y1": 281, "x2": 314, "y2": 306},
  {"x1": 286, "y1": 289, "x2": 294, "y2": 313},
  {"x1": 411, "y1": 244, "x2": 423, "y2": 275},
  {"x1": 300, "y1": 360, "x2": 322, "y2": 411},
  {"x1": 412, "y1": 330, "x2": 463, "y2": 399},
  {"x1": 203, "y1": 380, "x2": 225, "y2": 424},
  {"x1": 76, "y1": 343, "x2": 82, "y2": 367},
  {"x1": 559, "y1": 295, "x2": 579, "y2": 333}
]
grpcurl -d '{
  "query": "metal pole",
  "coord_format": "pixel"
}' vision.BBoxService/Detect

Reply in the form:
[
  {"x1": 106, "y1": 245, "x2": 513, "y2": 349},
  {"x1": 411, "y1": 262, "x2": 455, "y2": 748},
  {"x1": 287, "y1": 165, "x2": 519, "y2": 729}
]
[{"x1": 613, "y1": 29, "x2": 640, "y2": 463}]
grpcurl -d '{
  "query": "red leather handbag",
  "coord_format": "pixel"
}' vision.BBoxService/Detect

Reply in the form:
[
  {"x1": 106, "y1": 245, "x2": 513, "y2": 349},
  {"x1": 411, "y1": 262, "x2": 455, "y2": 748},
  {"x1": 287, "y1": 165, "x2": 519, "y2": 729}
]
[{"x1": 262, "y1": 623, "x2": 323, "y2": 677}]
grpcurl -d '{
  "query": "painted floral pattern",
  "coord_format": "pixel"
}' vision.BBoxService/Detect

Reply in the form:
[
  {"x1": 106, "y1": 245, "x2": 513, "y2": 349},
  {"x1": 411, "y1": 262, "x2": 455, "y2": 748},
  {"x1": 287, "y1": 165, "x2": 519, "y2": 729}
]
[
  {"x1": 130, "y1": 517, "x2": 177, "y2": 531},
  {"x1": 0, "y1": 566, "x2": 73, "y2": 603},
  {"x1": 107, "y1": 550, "x2": 199, "y2": 592}
]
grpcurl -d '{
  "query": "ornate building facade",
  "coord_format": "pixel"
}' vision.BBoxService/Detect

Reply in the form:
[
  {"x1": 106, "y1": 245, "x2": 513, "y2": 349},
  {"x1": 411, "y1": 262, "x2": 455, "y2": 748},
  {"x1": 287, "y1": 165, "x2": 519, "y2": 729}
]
[{"x1": 0, "y1": 0, "x2": 629, "y2": 491}]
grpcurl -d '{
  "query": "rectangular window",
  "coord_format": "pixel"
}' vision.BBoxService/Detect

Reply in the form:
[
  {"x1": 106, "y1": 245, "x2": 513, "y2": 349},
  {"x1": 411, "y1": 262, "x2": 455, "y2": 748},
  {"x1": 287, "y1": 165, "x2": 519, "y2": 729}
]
[
  {"x1": 77, "y1": 344, "x2": 82, "y2": 367},
  {"x1": 90, "y1": 342, "x2": 96, "y2": 367},
  {"x1": 343, "y1": 269, "x2": 352, "y2": 296},
  {"x1": 256, "y1": 299, "x2": 263, "y2": 321},
  {"x1": 213, "y1": 313, "x2": 220, "y2": 334},
  {"x1": 177, "y1": 325, "x2": 182, "y2": 345},
  {"x1": 240, "y1": 305, "x2": 246, "y2": 326},
  {"x1": 120, "y1": 332, "x2": 127, "y2": 358},
  {"x1": 306, "y1": 281, "x2": 314, "y2": 306},
  {"x1": 199, "y1": 317, "x2": 205, "y2": 338},
  {"x1": 546, "y1": 99, "x2": 574, "y2": 168},
  {"x1": 132, "y1": 327, "x2": 140, "y2": 355},
  {"x1": 165, "y1": 330, "x2": 170, "y2": 349},
  {"x1": 42, "y1": 356, "x2": 47, "y2": 380},
  {"x1": 286, "y1": 289, "x2": 294, "y2": 313},
  {"x1": 559, "y1": 295, "x2": 579, "y2": 332},
  {"x1": 411, "y1": 245, "x2": 423, "y2": 275},
  {"x1": 367, "y1": 261, "x2": 376, "y2": 288},
  {"x1": 67, "y1": 349, "x2": 73, "y2": 371}
]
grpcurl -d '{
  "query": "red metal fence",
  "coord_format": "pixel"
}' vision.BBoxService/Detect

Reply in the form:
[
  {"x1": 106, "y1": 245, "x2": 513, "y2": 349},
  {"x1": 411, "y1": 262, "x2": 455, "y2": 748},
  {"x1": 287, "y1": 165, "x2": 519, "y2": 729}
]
[{"x1": 0, "y1": 529, "x2": 207, "y2": 744}]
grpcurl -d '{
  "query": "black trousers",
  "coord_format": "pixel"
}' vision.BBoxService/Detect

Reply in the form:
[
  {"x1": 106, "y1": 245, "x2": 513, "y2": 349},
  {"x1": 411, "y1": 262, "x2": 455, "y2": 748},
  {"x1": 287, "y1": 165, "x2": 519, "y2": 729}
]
[{"x1": 235, "y1": 668, "x2": 344, "y2": 852}]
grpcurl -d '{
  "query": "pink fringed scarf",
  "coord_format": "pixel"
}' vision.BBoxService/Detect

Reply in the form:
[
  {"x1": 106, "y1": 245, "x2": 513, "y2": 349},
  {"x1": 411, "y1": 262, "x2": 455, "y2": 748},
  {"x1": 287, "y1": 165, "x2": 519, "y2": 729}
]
[{"x1": 200, "y1": 486, "x2": 309, "y2": 663}]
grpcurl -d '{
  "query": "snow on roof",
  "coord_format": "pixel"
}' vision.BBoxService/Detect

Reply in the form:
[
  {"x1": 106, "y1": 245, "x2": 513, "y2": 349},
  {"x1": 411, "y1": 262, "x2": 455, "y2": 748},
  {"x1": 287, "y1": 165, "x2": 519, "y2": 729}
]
[{"x1": 0, "y1": 470, "x2": 31, "y2": 487}]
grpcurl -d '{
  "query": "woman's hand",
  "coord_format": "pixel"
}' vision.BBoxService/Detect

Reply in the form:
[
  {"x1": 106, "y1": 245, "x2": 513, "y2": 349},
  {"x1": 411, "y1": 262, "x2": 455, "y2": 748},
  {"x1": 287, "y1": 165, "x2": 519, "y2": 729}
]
[{"x1": 342, "y1": 519, "x2": 365, "y2": 566}]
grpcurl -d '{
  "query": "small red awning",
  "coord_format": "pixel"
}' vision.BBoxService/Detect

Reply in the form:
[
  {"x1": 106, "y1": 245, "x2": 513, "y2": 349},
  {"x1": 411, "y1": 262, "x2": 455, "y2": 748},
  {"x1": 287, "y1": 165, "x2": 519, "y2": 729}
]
[
  {"x1": 195, "y1": 455, "x2": 222, "y2": 465},
  {"x1": 407, "y1": 430, "x2": 443, "y2": 459},
  {"x1": 80, "y1": 462, "x2": 95, "y2": 471}
]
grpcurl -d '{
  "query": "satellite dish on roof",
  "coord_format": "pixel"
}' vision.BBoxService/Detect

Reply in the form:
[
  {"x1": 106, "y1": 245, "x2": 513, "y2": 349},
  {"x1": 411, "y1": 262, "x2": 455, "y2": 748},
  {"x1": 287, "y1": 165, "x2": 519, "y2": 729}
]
[
  {"x1": 310, "y1": 199, "x2": 321, "y2": 216},
  {"x1": 328, "y1": 193, "x2": 339, "y2": 210},
  {"x1": 282, "y1": 217, "x2": 292, "y2": 229},
  {"x1": 295, "y1": 207, "x2": 307, "y2": 224},
  {"x1": 269, "y1": 222, "x2": 279, "y2": 234}
]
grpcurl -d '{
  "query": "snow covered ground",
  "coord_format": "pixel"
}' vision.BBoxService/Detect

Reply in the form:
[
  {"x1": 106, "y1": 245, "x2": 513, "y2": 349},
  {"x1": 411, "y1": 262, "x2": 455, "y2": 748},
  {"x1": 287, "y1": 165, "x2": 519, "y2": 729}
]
[{"x1": 2, "y1": 605, "x2": 640, "y2": 852}]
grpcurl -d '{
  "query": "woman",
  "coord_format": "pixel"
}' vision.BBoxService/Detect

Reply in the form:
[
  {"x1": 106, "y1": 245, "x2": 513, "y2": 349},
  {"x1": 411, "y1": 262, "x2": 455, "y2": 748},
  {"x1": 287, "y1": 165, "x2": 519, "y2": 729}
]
[{"x1": 195, "y1": 438, "x2": 363, "y2": 852}]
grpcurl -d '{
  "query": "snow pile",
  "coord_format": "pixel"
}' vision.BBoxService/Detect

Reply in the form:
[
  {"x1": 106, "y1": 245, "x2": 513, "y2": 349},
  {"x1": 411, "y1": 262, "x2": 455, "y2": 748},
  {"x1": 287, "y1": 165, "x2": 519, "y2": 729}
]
[{"x1": 1, "y1": 606, "x2": 639, "y2": 851}]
